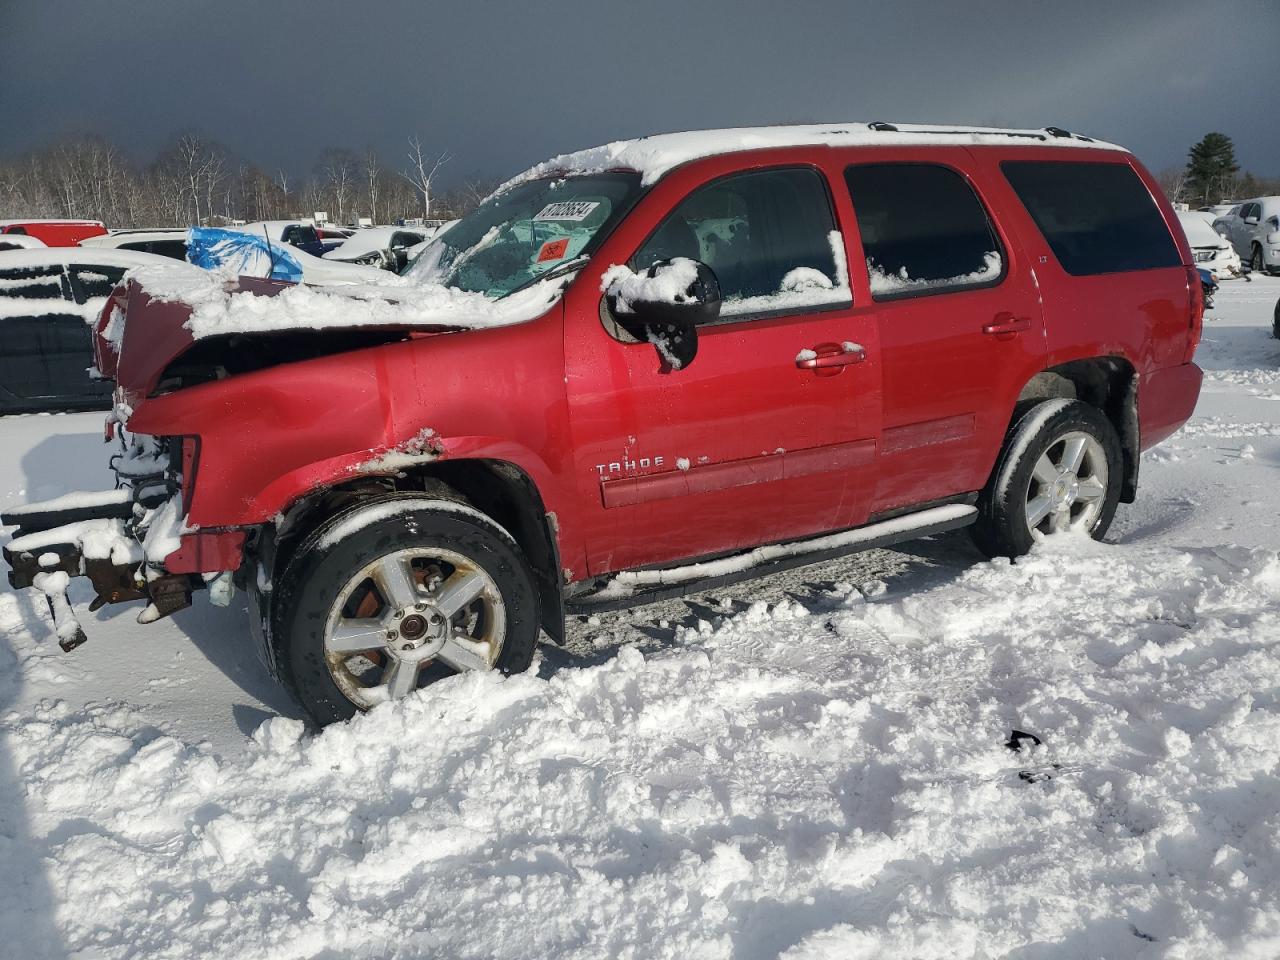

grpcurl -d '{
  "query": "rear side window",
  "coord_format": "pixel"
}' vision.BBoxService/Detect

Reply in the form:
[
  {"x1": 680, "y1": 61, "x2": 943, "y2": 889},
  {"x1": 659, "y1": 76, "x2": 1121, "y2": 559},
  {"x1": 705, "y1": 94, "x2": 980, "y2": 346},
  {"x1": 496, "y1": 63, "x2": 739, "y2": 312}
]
[
  {"x1": 631, "y1": 166, "x2": 848, "y2": 321},
  {"x1": 843, "y1": 163, "x2": 1004, "y2": 300},
  {"x1": 1001, "y1": 161, "x2": 1180, "y2": 275}
]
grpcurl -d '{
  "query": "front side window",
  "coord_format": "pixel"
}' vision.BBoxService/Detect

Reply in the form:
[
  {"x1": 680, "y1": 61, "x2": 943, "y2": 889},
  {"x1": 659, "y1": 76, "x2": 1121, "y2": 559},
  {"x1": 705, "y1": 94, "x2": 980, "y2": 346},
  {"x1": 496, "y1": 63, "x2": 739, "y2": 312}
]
[
  {"x1": 406, "y1": 173, "x2": 641, "y2": 299},
  {"x1": 630, "y1": 166, "x2": 849, "y2": 321},
  {"x1": 1002, "y1": 160, "x2": 1180, "y2": 276},
  {"x1": 844, "y1": 163, "x2": 1004, "y2": 300}
]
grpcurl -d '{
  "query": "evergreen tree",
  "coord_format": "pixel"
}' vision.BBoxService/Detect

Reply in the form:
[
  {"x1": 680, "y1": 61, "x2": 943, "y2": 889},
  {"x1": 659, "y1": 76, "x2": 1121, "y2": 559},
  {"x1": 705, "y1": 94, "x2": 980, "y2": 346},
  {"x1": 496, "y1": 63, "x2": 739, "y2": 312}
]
[{"x1": 1185, "y1": 133, "x2": 1239, "y2": 205}]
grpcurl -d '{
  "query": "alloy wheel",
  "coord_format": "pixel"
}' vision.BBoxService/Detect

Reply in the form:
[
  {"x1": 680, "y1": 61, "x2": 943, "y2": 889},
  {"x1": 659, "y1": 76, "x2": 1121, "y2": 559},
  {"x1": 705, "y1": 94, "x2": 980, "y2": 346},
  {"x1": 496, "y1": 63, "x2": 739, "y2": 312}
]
[
  {"x1": 322, "y1": 547, "x2": 506, "y2": 709},
  {"x1": 1024, "y1": 431, "x2": 1109, "y2": 538}
]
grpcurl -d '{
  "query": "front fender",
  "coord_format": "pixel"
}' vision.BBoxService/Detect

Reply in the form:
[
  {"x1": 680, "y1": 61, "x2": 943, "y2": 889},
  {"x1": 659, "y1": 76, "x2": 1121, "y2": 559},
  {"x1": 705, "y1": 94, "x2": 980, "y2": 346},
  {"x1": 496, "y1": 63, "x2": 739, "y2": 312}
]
[{"x1": 125, "y1": 306, "x2": 576, "y2": 536}]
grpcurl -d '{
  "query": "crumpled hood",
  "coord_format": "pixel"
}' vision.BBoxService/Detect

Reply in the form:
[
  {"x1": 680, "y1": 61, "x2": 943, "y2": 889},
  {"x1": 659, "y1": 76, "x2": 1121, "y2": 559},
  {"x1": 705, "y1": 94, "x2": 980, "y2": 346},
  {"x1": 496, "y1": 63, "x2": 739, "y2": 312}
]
[{"x1": 93, "y1": 262, "x2": 571, "y2": 401}]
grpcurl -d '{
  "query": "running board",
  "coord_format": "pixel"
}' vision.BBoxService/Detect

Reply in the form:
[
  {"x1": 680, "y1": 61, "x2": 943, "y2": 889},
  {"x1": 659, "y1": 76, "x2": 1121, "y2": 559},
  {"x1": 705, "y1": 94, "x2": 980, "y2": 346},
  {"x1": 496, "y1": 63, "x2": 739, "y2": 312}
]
[{"x1": 566, "y1": 503, "x2": 977, "y2": 612}]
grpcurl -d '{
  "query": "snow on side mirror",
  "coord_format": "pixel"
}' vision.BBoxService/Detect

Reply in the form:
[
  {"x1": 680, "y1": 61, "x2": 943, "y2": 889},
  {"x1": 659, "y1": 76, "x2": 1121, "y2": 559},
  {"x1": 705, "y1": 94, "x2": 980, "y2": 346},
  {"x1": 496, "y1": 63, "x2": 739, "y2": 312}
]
[{"x1": 602, "y1": 257, "x2": 721, "y2": 370}]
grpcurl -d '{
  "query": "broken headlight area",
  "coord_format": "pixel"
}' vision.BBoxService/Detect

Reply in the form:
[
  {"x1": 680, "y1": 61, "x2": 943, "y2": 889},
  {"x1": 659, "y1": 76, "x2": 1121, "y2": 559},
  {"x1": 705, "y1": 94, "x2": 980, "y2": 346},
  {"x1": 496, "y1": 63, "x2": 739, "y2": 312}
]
[{"x1": 1, "y1": 429, "x2": 216, "y2": 650}]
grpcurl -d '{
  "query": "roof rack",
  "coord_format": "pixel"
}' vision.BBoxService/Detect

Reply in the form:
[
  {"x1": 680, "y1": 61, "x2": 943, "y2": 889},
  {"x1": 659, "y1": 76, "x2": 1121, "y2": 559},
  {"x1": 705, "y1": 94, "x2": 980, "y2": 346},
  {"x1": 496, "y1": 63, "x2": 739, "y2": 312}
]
[{"x1": 864, "y1": 122, "x2": 1095, "y2": 143}]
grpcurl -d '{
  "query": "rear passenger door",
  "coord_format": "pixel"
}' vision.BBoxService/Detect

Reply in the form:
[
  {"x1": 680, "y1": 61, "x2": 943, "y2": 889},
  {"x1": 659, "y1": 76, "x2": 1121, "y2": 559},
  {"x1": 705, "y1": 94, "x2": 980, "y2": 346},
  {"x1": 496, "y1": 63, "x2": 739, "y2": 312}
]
[{"x1": 841, "y1": 154, "x2": 1047, "y2": 516}]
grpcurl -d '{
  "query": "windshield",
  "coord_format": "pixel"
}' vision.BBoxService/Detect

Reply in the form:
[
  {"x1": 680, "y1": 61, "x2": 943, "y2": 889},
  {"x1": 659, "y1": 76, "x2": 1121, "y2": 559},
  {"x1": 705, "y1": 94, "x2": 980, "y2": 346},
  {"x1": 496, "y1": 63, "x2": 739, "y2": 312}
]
[{"x1": 404, "y1": 172, "x2": 641, "y2": 298}]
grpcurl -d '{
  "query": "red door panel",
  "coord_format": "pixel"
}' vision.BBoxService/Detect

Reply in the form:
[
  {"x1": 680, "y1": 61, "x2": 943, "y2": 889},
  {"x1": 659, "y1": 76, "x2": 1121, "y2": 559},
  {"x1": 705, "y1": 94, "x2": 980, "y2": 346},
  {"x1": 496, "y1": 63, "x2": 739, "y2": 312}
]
[{"x1": 564, "y1": 306, "x2": 880, "y2": 574}]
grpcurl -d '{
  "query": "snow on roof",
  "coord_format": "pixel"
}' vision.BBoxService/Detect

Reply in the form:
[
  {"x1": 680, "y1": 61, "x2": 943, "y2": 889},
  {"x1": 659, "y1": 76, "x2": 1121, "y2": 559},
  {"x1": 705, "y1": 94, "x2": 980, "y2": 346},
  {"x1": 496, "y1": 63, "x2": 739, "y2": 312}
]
[
  {"x1": 0, "y1": 247, "x2": 176, "y2": 271},
  {"x1": 0, "y1": 234, "x2": 47, "y2": 250},
  {"x1": 502, "y1": 122, "x2": 1127, "y2": 190},
  {"x1": 80, "y1": 230, "x2": 188, "y2": 248}
]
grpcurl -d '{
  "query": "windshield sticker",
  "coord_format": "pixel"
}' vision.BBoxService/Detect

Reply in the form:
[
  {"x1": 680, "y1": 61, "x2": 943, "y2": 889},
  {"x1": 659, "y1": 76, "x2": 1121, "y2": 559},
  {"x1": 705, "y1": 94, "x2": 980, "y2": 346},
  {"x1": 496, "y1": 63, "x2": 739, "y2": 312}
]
[
  {"x1": 533, "y1": 200, "x2": 601, "y2": 222},
  {"x1": 536, "y1": 237, "x2": 571, "y2": 262}
]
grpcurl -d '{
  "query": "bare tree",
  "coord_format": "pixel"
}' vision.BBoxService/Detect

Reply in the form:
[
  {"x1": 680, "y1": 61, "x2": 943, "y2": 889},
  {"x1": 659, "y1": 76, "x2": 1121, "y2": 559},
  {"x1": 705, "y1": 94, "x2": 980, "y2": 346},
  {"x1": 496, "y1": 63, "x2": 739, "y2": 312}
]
[
  {"x1": 319, "y1": 148, "x2": 357, "y2": 224},
  {"x1": 401, "y1": 135, "x2": 449, "y2": 221},
  {"x1": 362, "y1": 147, "x2": 381, "y2": 224}
]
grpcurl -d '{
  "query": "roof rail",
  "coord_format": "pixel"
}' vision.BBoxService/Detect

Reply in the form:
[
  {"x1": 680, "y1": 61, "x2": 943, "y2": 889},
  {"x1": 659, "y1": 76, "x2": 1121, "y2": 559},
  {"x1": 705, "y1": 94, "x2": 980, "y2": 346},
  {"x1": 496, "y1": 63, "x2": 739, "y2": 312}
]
[{"x1": 1044, "y1": 126, "x2": 1095, "y2": 142}]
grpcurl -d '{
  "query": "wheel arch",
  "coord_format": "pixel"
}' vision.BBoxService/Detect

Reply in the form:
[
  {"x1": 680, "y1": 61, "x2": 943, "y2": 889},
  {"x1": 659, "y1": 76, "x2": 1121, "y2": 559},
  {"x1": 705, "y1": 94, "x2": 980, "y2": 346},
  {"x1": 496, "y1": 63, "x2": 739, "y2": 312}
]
[
  {"x1": 262, "y1": 457, "x2": 566, "y2": 645},
  {"x1": 1013, "y1": 356, "x2": 1139, "y2": 503}
]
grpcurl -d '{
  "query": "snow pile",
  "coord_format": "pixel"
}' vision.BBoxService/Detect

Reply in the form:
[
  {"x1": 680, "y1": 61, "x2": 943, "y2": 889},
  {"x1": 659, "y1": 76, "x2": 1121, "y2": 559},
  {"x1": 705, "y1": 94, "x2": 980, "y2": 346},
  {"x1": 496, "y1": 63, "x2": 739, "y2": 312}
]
[
  {"x1": 128, "y1": 260, "x2": 572, "y2": 340},
  {"x1": 3, "y1": 534, "x2": 1280, "y2": 957},
  {"x1": 867, "y1": 251, "x2": 1003, "y2": 297}
]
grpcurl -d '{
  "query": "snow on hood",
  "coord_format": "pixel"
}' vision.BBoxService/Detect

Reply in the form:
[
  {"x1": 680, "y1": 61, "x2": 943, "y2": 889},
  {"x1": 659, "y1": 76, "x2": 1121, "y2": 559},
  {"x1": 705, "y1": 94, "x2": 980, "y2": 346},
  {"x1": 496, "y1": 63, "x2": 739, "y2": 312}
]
[
  {"x1": 1177, "y1": 211, "x2": 1230, "y2": 248},
  {"x1": 126, "y1": 259, "x2": 571, "y2": 340},
  {"x1": 500, "y1": 121, "x2": 1126, "y2": 190}
]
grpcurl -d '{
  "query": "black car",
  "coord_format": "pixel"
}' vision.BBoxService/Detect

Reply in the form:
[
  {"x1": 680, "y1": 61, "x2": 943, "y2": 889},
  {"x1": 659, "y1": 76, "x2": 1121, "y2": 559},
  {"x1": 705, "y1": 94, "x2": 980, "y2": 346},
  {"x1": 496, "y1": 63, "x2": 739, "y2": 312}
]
[{"x1": 0, "y1": 249, "x2": 168, "y2": 414}]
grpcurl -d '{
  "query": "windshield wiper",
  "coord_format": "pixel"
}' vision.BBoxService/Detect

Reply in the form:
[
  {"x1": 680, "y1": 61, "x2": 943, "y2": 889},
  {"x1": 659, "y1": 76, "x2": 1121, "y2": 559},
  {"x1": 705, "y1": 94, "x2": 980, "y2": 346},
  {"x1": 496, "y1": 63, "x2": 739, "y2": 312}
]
[{"x1": 504, "y1": 254, "x2": 591, "y2": 297}]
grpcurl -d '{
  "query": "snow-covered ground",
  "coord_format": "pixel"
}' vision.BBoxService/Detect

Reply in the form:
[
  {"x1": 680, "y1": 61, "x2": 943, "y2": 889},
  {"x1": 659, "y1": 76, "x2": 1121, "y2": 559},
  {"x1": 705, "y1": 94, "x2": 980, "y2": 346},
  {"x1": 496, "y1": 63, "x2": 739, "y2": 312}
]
[{"x1": 1, "y1": 278, "x2": 1278, "y2": 959}]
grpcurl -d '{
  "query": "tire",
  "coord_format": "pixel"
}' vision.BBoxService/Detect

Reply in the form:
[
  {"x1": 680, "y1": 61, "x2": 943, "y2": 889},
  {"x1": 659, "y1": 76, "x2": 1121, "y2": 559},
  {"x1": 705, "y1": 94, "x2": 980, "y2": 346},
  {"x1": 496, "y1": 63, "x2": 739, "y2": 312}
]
[
  {"x1": 272, "y1": 494, "x2": 539, "y2": 726},
  {"x1": 1251, "y1": 244, "x2": 1265, "y2": 275},
  {"x1": 970, "y1": 399, "x2": 1123, "y2": 559},
  {"x1": 1273, "y1": 296, "x2": 1280, "y2": 340}
]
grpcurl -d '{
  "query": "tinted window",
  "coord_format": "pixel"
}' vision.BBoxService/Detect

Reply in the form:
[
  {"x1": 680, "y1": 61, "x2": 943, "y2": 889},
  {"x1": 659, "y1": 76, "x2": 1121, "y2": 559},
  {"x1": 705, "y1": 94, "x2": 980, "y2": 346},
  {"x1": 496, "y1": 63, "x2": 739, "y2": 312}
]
[
  {"x1": 0, "y1": 312, "x2": 111, "y2": 411},
  {"x1": 69, "y1": 266, "x2": 127, "y2": 302},
  {"x1": 149, "y1": 240, "x2": 188, "y2": 261},
  {"x1": 844, "y1": 163, "x2": 1003, "y2": 300},
  {"x1": 632, "y1": 166, "x2": 847, "y2": 320},
  {"x1": 0, "y1": 266, "x2": 65, "y2": 300},
  {"x1": 1002, "y1": 161, "x2": 1180, "y2": 276}
]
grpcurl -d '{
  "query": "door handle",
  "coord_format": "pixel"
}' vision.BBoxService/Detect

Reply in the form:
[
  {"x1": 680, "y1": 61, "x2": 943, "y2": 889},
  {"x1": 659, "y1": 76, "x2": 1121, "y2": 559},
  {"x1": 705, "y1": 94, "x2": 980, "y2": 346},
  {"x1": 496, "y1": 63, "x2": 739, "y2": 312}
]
[
  {"x1": 796, "y1": 342, "x2": 866, "y2": 369},
  {"x1": 983, "y1": 314, "x2": 1031, "y2": 337}
]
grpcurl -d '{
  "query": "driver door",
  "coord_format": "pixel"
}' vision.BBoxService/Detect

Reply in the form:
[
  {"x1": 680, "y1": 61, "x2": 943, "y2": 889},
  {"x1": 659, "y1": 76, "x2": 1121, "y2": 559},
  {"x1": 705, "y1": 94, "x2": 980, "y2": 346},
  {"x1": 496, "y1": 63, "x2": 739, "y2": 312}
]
[{"x1": 564, "y1": 165, "x2": 881, "y2": 575}]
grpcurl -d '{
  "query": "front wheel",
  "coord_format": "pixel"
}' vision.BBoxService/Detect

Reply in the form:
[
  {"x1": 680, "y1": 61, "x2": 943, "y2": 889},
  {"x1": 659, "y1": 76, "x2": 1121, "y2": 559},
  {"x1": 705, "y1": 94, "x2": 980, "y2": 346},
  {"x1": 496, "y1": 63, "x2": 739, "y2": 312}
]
[
  {"x1": 970, "y1": 399, "x2": 1123, "y2": 559},
  {"x1": 272, "y1": 495, "x2": 540, "y2": 726},
  {"x1": 1252, "y1": 244, "x2": 1266, "y2": 275}
]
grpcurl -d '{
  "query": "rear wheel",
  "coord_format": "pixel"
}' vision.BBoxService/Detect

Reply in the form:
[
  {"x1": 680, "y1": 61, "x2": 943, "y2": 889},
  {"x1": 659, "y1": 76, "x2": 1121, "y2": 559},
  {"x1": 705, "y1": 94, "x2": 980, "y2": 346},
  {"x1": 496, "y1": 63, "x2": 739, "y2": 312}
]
[
  {"x1": 273, "y1": 495, "x2": 539, "y2": 726},
  {"x1": 970, "y1": 400, "x2": 1123, "y2": 559}
]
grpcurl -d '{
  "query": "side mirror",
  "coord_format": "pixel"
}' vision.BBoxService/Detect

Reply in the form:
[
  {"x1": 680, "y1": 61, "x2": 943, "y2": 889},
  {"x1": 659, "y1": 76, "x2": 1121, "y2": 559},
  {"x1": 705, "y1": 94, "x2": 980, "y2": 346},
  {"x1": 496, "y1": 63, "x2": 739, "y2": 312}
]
[
  {"x1": 1245, "y1": 215, "x2": 1260, "y2": 226},
  {"x1": 604, "y1": 258, "x2": 721, "y2": 370}
]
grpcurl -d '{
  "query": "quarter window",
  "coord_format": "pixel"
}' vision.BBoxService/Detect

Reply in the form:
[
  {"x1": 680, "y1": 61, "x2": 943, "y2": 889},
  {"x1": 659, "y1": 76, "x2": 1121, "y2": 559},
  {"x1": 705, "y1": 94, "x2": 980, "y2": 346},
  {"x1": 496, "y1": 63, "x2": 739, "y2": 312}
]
[
  {"x1": 843, "y1": 163, "x2": 1004, "y2": 300},
  {"x1": 1002, "y1": 160, "x2": 1180, "y2": 276},
  {"x1": 631, "y1": 167, "x2": 849, "y2": 321}
]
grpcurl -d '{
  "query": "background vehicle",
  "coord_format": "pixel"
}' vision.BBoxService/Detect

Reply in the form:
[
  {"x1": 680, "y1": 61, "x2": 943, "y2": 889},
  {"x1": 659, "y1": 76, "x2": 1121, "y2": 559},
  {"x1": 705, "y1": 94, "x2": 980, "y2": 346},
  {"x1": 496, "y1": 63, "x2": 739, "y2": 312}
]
[
  {"x1": 0, "y1": 247, "x2": 172, "y2": 414},
  {"x1": 1, "y1": 122, "x2": 1203, "y2": 726},
  {"x1": 0, "y1": 234, "x2": 47, "y2": 252},
  {"x1": 0, "y1": 219, "x2": 107, "y2": 246},
  {"x1": 79, "y1": 229, "x2": 189, "y2": 261},
  {"x1": 1177, "y1": 210, "x2": 1244, "y2": 279},
  {"x1": 322, "y1": 226, "x2": 434, "y2": 268},
  {"x1": 228, "y1": 220, "x2": 327, "y2": 257},
  {"x1": 1213, "y1": 197, "x2": 1280, "y2": 274},
  {"x1": 316, "y1": 225, "x2": 355, "y2": 254}
]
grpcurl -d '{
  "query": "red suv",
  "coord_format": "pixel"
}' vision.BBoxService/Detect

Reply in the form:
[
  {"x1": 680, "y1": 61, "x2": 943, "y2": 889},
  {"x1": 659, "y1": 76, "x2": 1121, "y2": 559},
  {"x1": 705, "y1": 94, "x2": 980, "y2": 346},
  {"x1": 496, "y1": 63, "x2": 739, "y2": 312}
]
[{"x1": 2, "y1": 123, "x2": 1203, "y2": 725}]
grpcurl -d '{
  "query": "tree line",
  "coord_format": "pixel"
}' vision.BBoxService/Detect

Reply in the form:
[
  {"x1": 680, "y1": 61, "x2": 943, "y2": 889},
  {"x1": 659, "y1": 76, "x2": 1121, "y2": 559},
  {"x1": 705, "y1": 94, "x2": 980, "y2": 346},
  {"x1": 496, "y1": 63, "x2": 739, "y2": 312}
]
[
  {"x1": 1157, "y1": 132, "x2": 1280, "y2": 207},
  {"x1": 0, "y1": 131, "x2": 503, "y2": 229}
]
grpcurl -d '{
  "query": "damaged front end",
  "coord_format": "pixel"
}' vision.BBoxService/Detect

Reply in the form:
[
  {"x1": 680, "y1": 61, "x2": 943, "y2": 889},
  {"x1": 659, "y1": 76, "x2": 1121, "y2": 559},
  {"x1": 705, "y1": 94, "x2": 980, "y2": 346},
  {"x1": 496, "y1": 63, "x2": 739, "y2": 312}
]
[{"x1": 2, "y1": 427, "x2": 243, "y2": 650}]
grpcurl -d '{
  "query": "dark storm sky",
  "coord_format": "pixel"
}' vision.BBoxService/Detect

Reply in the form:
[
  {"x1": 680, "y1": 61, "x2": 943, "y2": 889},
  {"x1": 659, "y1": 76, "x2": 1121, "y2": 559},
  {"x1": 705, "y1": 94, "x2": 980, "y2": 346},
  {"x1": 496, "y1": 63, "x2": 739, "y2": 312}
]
[{"x1": 2, "y1": 0, "x2": 1277, "y2": 185}]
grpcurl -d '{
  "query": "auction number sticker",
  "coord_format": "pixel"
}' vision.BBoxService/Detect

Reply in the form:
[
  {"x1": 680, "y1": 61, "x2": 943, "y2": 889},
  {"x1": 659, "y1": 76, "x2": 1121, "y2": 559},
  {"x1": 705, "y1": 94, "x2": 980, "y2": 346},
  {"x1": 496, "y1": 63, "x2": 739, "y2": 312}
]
[{"x1": 533, "y1": 200, "x2": 600, "y2": 222}]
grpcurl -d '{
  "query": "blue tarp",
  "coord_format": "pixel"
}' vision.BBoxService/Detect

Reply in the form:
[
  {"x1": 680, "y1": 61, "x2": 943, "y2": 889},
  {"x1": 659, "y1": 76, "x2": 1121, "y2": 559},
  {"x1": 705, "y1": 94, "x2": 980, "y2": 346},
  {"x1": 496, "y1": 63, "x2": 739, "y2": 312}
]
[{"x1": 186, "y1": 227, "x2": 303, "y2": 283}]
